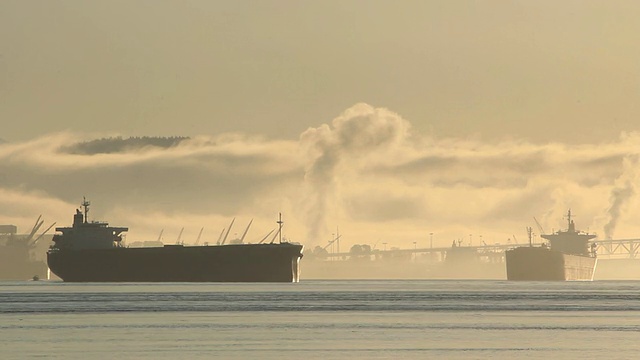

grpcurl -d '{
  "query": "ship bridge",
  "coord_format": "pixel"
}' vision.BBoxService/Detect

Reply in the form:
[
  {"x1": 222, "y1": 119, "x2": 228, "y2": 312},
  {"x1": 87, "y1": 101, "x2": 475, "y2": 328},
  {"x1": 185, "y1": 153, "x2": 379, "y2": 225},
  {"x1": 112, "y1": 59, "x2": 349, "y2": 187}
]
[{"x1": 52, "y1": 199, "x2": 128, "y2": 250}]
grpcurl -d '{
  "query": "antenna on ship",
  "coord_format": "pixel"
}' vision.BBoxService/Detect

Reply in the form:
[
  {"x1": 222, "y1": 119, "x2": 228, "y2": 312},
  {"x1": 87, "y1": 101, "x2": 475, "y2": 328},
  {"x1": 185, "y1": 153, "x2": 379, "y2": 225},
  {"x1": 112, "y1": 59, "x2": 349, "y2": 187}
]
[
  {"x1": 81, "y1": 197, "x2": 91, "y2": 224},
  {"x1": 565, "y1": 209, "x2": 577, "y2": 233},
  {"x1": 277, "y1": 213, "x2": 283, "y2": 244},
  {"x1": 269, "y1": 214, "x2": 284, "y2": 244}
]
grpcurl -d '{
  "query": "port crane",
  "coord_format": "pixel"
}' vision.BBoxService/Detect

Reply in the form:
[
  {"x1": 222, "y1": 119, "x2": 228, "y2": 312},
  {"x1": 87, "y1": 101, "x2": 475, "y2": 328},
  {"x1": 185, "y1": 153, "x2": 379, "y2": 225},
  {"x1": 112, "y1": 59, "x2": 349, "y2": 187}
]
[
  {"x1": 20, "y1": 215, "x2": 57, "y2": 247},
  {"x1": 533, "y1": 217, "x2": 546, "y2": 235},
  {"x1": 323, "y1": 234, "x2": 342, "y2": 253},
  {"x1": 29, "y1": 222, "x2": 56, "y2": 247}
]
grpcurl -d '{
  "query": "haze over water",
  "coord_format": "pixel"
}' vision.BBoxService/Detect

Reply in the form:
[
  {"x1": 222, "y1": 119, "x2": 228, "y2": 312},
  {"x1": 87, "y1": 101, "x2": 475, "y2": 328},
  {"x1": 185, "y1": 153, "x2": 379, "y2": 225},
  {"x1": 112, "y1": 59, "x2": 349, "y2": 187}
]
[
  {"x1": 2, "y1": 280, "x2": 640, "y2": 359},
  {"x1": 3, "y1": 2, "x2": 640, "y2": 358},
  {"x1": 4, "y1": 1, "x2": 640, "y2": 253}
]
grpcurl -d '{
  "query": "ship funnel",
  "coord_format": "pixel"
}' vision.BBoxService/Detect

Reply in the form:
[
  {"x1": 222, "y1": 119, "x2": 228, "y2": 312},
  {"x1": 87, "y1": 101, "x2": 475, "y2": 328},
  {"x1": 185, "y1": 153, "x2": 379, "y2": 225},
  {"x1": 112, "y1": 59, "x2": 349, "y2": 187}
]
[{"x1": 73, "y1": 209, "x2": 83, "y2": 226}]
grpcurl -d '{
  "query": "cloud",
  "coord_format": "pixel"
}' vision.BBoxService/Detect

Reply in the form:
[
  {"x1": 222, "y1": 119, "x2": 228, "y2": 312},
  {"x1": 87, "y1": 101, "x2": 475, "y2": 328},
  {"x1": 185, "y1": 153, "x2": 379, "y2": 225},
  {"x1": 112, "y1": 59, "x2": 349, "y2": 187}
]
[
  {"x1": 300, "y1": 103, "x2": 411, "y2": 243},
  {"x1": 603, "y1": 155, "x2": 639, "y2": 239},
  {"x1": 2, "y1": 104, "x2": 640, "y2": 249}
]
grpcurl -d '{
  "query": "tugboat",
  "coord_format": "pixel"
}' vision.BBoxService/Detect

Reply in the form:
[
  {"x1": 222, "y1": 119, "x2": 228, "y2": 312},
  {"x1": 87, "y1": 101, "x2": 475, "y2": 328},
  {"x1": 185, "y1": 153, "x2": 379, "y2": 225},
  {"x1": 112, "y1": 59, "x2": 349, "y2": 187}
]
[
  {"x1": 47, "y1": 198, "x2": 304, "y2": 282},
  {"x1": 505, "y1": 210, "x2": 597, "y2": 281}
]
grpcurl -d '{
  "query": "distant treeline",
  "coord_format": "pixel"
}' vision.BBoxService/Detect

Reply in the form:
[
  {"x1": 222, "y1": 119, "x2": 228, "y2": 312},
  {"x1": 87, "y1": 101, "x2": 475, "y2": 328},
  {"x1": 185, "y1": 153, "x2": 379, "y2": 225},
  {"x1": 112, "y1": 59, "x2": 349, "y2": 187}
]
[{"x1": 64, "y1": 136, "x2": 190, "y2": 154}]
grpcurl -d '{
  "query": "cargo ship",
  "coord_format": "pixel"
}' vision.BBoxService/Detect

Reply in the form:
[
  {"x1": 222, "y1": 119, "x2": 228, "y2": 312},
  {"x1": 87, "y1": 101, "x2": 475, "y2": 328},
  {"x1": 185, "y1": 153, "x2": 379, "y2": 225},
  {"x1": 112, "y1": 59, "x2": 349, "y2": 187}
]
[
  {"x1": 505, "y1": 210, "x2": 597, "y2": 281},
  {"x1": 47, "y1": 199, "x2": 304, "y2": 282}
]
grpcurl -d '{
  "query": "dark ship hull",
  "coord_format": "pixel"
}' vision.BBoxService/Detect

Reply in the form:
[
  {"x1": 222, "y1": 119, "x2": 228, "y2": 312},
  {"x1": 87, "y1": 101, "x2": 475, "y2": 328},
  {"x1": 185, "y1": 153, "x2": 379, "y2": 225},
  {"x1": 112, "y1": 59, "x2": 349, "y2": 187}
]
[
  {"x1": 48, "y1": 243, "x2": 303, "y2": 282},
  {"x1": 48, "y1": 199, "x2": 303, "y2": 283},
  {"x1": 505, "y1": 246, "x2": 596, "y2": 281}
]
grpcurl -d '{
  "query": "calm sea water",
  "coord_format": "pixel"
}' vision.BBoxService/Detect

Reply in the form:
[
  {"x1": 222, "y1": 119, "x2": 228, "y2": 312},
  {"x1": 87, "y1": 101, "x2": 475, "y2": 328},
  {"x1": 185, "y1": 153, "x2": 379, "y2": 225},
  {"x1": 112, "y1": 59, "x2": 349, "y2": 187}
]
[{"x1": 1, "y1": 280, "x2": 640, "y2": 359}]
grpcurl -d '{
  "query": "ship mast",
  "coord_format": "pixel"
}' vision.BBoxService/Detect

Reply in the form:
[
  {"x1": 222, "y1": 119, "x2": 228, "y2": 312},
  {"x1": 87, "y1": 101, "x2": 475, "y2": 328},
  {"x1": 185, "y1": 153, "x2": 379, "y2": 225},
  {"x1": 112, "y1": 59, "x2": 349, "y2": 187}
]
[
  {"x1": 277, "y1": 213, "x2": 283, "y2": 244},
  {"x1": 566, "y1": 209, "x2": 577, "y2": 233},
  {"x1": 81, "y1": 197, "x2": 91, "y2": 224}
]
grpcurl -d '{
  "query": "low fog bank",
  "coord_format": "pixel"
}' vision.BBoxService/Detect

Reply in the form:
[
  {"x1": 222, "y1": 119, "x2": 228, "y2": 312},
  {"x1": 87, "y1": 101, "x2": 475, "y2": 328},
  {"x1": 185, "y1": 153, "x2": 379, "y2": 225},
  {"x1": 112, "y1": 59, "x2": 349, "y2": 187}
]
[
  {"x1": 302, "y1": 258, "x2": 506, "y2": 280},
  {"x1": 594, "y1": 259, "x2": 640, "y2": 280},
  {"x1": 302, "y1": 257, "x2": 640, "y2": 281},
  {"x1": 2, "y1": 103, "x2": 640, "y2": 255}
]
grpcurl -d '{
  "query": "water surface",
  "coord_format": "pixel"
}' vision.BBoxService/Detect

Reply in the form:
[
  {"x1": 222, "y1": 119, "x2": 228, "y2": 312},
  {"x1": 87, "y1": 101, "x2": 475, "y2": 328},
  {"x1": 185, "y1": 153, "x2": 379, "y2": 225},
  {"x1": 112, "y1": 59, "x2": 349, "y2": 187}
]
[{"x1": 1, "y1": 280, "x2": 638, "y2": 359}]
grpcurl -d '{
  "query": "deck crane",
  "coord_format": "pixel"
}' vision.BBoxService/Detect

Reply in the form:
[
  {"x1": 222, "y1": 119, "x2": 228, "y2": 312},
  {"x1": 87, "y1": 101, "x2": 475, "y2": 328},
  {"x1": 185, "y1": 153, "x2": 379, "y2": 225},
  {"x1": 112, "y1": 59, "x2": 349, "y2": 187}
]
[
  {"x1": 533, "y1": 217, "x2": 546, "y2": 235},
  {"x1": 216, "y1": 228, "x2": 225, "y2": 245},
  {"x1": 175, "y1": 227, "x2": 184, "y2": 245},
  {"x1": 220, "y1": 218, "x2": 235, "y2": 245},
  {"x1": 239, "y1": 219, "x2": 253, "y2": 243},
  {"x1": 195, "y1": 227, "x2": 204, "y2": 245},
  {"x1": 258, "y1": 229, "x2": 275, "y2": 244},
  {"x1": 268, "y1": 227, "x2": 281, "y2": 244}
]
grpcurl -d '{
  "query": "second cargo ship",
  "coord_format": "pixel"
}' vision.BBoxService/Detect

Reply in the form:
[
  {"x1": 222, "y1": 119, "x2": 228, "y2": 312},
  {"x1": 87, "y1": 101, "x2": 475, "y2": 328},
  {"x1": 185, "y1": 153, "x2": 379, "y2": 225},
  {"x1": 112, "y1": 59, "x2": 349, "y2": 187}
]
[
  {"x1": 505, "y1": 210, "x2": 597, "y2": 281},
  {"x1": 47, "y1": 199, "x2": 304, "y2": 282}
]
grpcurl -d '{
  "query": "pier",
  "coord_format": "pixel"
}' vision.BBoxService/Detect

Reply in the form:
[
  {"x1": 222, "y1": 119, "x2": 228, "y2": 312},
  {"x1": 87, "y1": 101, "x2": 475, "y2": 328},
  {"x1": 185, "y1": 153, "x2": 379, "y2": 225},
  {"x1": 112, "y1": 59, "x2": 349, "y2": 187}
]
[{"x1": 317, "y1": 238, "x2": 640, "y2": 261}]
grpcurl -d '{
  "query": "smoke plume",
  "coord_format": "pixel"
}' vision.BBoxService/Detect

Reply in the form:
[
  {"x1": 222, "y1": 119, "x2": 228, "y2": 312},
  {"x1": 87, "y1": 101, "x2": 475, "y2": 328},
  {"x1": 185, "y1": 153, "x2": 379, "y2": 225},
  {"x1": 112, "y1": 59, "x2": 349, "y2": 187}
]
[
  {"x1": 604, "y1": 155, "x2": 638, "y2": 239},
  {"x1": 300, "y1": 103, "x2": 410, "y2": 243}
]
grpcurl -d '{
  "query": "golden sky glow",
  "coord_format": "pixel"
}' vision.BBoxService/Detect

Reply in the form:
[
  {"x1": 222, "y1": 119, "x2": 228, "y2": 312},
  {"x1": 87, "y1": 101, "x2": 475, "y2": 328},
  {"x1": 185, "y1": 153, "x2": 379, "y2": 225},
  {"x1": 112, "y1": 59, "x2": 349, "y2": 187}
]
[{"x1": 2, "y1": 1, "x2": 640, "y2": 250}]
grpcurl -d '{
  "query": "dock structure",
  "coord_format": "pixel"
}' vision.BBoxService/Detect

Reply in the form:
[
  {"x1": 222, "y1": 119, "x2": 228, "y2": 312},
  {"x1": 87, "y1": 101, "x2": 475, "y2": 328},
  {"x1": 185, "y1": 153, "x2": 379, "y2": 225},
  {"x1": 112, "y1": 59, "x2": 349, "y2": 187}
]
[
  {"x1": 317, "y1": 238, "x2": 640, "y2": 262},
  {"x1": 596, "y1": 239, "x2": 640, "y2": 259}
]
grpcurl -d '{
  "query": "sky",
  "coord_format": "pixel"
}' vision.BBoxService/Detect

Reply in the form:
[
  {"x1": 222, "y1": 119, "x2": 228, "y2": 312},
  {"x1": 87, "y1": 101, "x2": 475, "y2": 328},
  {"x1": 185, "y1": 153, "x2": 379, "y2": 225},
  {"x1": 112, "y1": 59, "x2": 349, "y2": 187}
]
[{"x1": 2, "y1": 1, "x2": 640, "y2": 251}]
